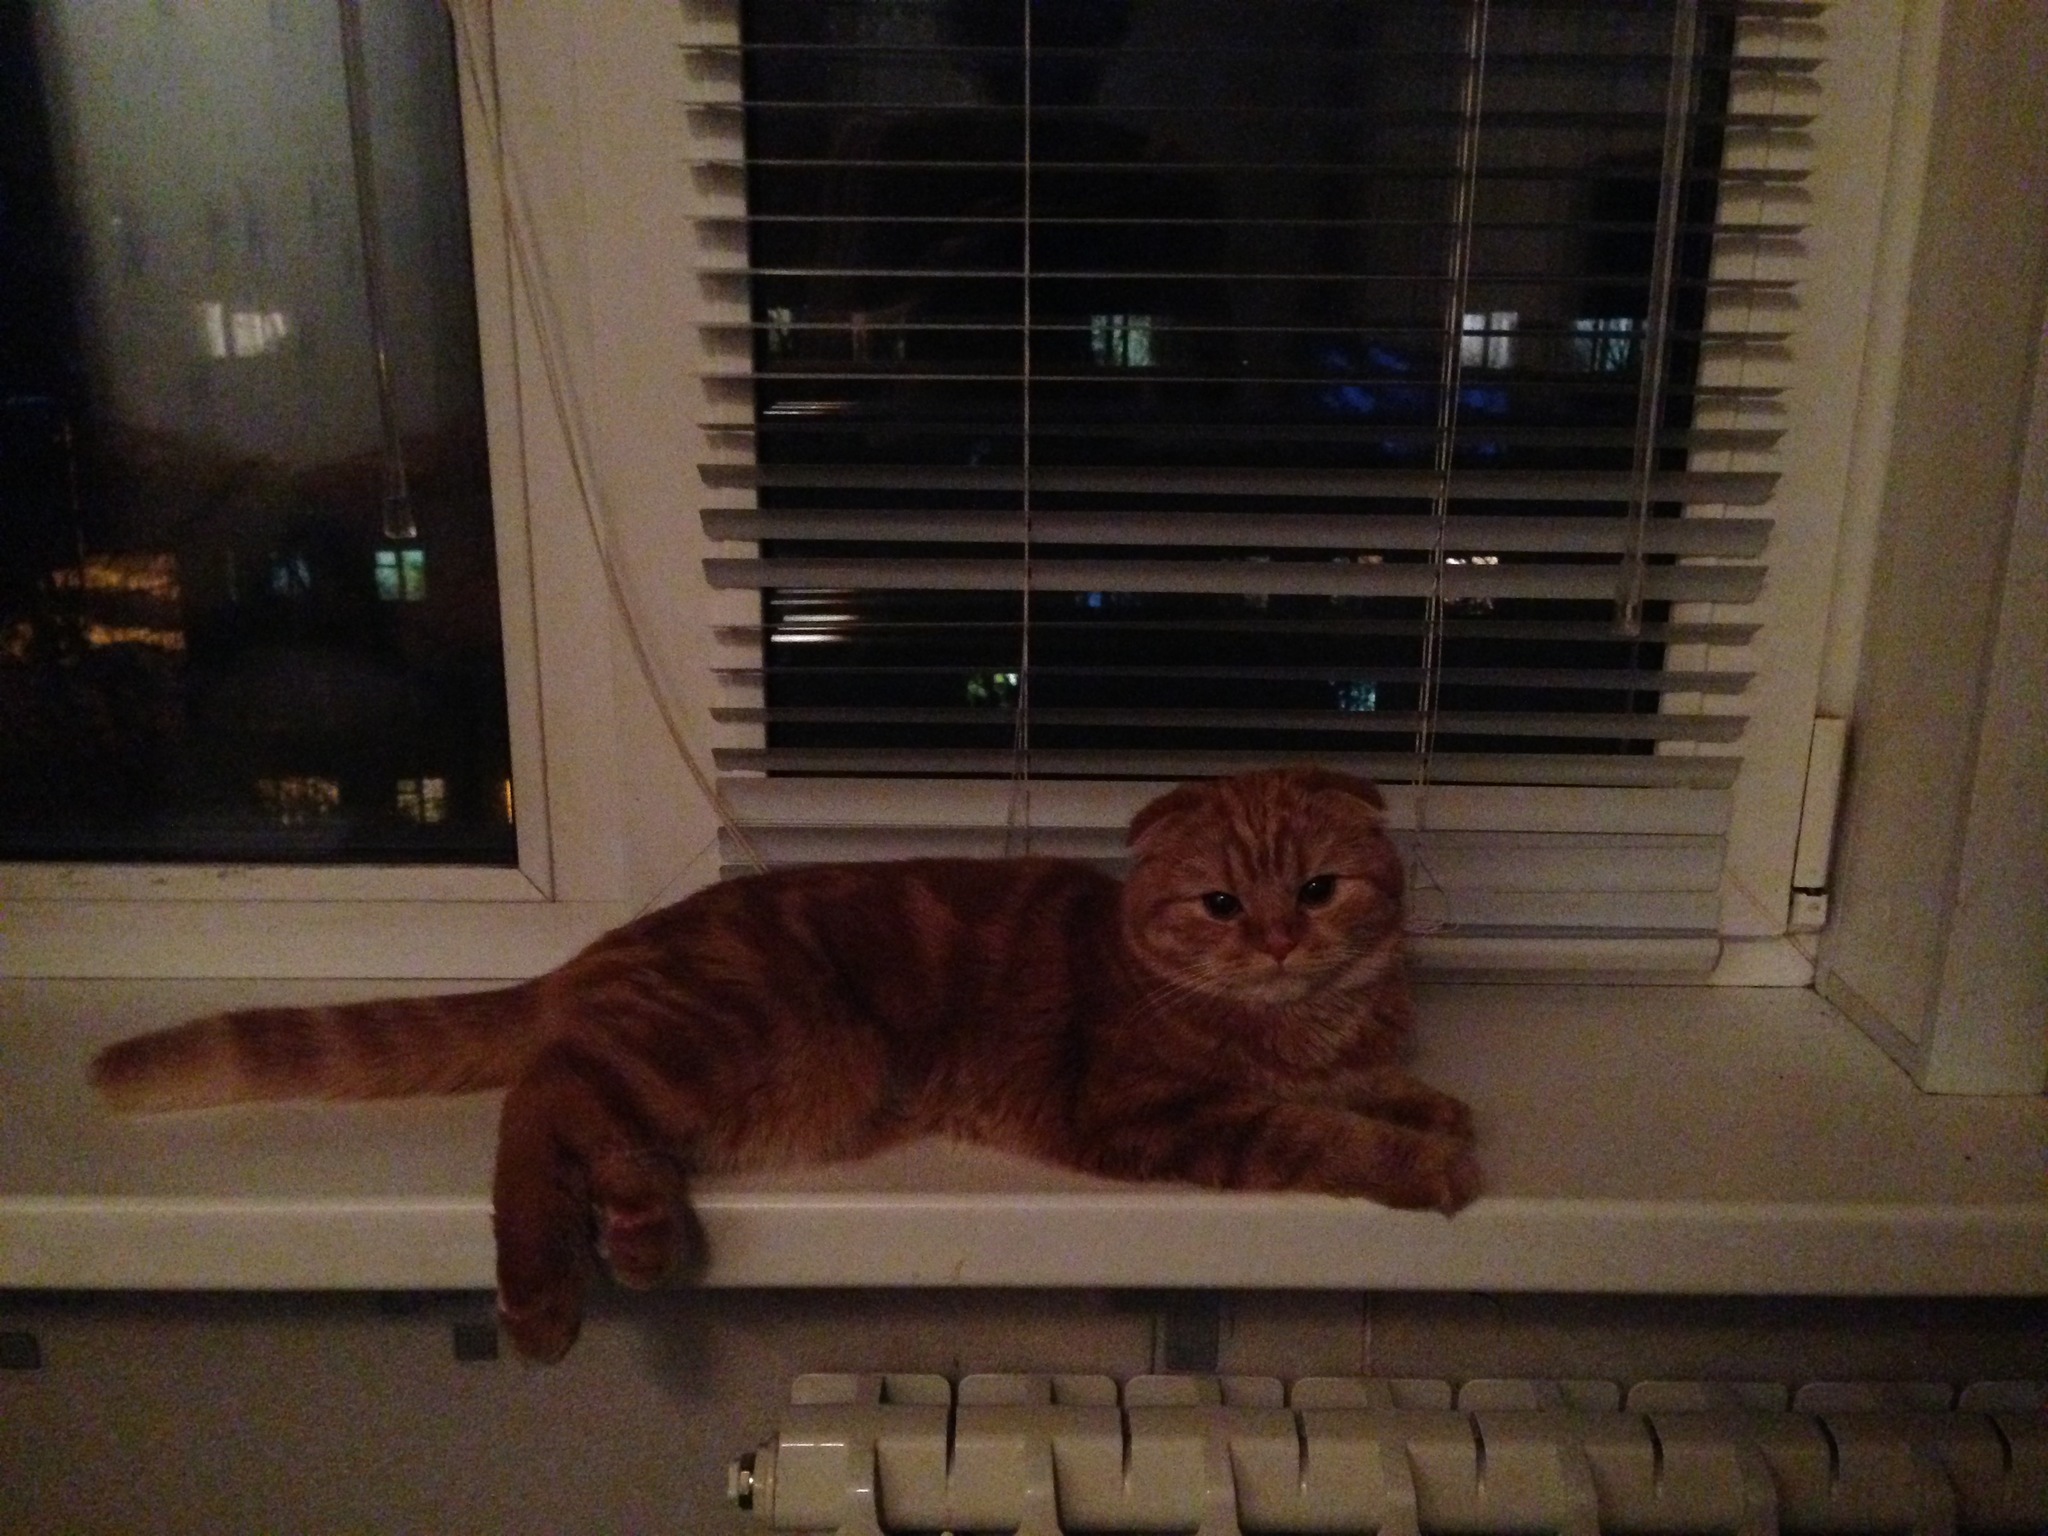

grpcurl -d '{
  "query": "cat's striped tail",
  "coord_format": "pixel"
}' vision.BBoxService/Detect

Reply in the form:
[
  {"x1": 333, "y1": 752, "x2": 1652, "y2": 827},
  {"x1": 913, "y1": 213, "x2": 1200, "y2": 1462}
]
[{"x1": 90, "y1": 981, "x2": 551, "y2": 1113}]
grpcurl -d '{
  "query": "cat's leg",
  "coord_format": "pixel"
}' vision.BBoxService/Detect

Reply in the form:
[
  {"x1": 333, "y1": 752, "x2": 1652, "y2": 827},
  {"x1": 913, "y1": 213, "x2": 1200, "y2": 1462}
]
[
  {"x1": 1328, "y1": 1066, "x2": 1475, "y2": 1142},
  {"x1": 491, "y1": 1040, "x2": 691, "y2": 1362},
  {"x1": 1077, "y1": 1096, "x2": 1480, "y2": 1212}
]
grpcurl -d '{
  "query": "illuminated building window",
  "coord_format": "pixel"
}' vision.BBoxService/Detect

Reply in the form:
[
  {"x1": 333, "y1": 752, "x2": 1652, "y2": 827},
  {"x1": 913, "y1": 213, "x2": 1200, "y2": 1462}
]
[
  {"x1": 396, "y1": 776, "x2": 447, "y2": 824},
  {"x1": 255, "y1": 775, "x2": 341, "y2": 825},
  {"x1": 1460, "y1": 311, "x2": 1518, "y2": 369},
  {"x1": 374, "y1": 547, "x2": 427, "y2": 602},
  {"x1": 269, "y1": 554, "x2": 312, "y2": 596},
  {"x1": 965, "y1": 670, "x2": 1020, "y2": 706},
  {"x1": 50, "y1": 552, "x2": 182, "y2": 601},
  {"x1": 83, "y1": 624, "x2": 185, "y2": 652},
  {"x1": 1090, "y1": 313, "x2": 1154, "y2": 368},
  {"x1": 1335, "y1": 680, "x2": 1378, "y2": 713},
  {"x1": 1573, "y1": 315, "x2": 1638, "y2": 372},
  {"x1": 46, "y1": 554, "x2": 188, "y2": 650},
  {"x1": 197, "y1": 301, "x2": 291, "y2": 359}
]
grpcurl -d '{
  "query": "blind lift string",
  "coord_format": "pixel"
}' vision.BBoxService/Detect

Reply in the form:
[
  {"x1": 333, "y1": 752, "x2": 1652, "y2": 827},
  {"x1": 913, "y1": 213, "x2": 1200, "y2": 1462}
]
[
  {"x1": 1406, "y1": 0, "x2": 1493, "y2": 938},
  {"x1": 1617, "y1": 0, "x2": 1701, "y2": 641},
  {"x1": 1005, "y1": 1, "x2": 1037, "y2": 857},
  {"x1": 447, "y1": 0, "x2": 766, "y2": 893}
]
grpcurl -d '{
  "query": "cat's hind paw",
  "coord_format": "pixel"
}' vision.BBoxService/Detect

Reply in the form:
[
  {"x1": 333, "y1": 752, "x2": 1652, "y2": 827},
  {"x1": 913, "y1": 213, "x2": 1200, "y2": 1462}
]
[{"x1": 495, "y1": 1280, "x2": 584, "y2": 1365}]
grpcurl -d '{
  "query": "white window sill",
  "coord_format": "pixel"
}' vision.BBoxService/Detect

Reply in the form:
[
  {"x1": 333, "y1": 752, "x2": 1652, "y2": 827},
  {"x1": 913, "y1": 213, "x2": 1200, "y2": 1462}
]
[{"x1": 2, "y1": 979, "x2": 2042, "y2": 1294}]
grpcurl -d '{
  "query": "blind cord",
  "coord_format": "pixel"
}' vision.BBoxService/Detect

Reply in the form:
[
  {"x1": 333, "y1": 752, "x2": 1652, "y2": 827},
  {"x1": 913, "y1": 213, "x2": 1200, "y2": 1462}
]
[
  {"x1": 1005, "y1": 0, "x2": 1037, "y2": 857},
  {"x1": 1617, "y1": 0, "x2": 1704, "y2": 638},
  {"x1": 1406, "y1": 0, "x2": 1493, "y2": 938}
]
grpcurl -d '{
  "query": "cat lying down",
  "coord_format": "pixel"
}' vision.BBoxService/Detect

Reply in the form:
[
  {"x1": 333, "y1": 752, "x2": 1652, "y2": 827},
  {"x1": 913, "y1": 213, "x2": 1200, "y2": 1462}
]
[{"x1": 92, "y1": 766, "x2": 1478, "y2": 1361}]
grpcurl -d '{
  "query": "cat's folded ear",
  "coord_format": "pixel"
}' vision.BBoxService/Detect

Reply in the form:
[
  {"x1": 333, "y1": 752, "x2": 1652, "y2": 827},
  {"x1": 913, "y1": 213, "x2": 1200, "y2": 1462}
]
[
  {"x1": 1127, "y1": 767, "x2": 1390, "y2": 850},
  {"x1": 1125, "y1": 778, "x2": 1215, "y2": 849},
  {"x1": 1292, "y1": 766, "x2": 1387, "y2": 814}
]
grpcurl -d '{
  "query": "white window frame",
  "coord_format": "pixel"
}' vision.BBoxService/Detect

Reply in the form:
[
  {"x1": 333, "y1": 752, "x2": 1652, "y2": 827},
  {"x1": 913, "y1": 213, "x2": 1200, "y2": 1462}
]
[{"x1": 0, "y1": 0, "x2": 2019, "y2": 1026}]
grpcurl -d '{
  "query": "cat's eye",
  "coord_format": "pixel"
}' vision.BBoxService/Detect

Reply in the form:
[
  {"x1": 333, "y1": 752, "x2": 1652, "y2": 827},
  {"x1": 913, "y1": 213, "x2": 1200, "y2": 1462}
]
[
  {"x1": 1297, "y1": 874, "x2": 1338, "y2": 908},
  {"x1": 1200, "y1": 891, "x2": 1243, "y2": 920}
]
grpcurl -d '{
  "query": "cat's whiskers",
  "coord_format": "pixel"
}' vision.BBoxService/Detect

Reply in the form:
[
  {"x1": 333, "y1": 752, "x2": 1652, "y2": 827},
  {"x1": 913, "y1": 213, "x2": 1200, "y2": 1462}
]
[
  {"x1": 1125, "y1": 950, "x2": 1333, "y2": 1047},
  {"x1": 1117, "y1": 966, "x2": 1225, "y2": 1036}
]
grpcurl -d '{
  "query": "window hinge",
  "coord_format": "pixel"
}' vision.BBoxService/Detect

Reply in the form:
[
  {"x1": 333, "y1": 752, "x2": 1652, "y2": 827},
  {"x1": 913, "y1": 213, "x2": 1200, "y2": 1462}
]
[{"x1": 1789, "y1": 717, "x2": 1850, "y2": 932}]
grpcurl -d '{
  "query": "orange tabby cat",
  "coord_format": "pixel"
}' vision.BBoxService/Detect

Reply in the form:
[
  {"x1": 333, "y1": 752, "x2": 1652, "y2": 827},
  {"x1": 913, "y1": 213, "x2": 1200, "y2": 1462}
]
[{"x1": 92, "y1": 766, "x2": 1478, "y2": 1360}]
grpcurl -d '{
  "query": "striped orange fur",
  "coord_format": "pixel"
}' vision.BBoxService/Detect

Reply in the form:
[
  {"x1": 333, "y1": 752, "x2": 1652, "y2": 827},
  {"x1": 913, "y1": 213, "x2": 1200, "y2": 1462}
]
[{"x1": 90, "y1": 767, "x2": 1477, "y2": 1360}]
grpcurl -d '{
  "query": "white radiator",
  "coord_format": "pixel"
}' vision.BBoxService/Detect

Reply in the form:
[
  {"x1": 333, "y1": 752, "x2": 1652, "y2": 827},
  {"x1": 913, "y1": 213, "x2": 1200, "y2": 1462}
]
[{"x1": 728, "y1": 1373, "x2": 2048, "y2": 1536}]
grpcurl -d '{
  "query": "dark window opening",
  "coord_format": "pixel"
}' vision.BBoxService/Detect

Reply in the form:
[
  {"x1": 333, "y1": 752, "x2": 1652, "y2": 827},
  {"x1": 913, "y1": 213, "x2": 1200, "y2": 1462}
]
[{"x1": 730, "y1": 0, "x2": 1752, "y2": 779}]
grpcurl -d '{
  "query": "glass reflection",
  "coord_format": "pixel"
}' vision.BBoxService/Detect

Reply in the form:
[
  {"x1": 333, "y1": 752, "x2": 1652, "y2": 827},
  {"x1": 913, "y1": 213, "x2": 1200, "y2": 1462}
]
[{"x1": 0, "y1": 2, "x2": 512, "y2": 861}]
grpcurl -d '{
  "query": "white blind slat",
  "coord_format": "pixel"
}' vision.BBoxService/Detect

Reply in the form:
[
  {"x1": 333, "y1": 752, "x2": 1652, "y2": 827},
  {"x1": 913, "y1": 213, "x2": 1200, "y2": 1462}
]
[
  {"x1": 711, "y1": 750, "x2": 1744, "y2": 791},
  {"x1": 716, "y1": 667, "x2": 1753, "y2": 697},
  {"x1": 718, "y1": 619, "x2": 1760, "y2": 647},
  {"x1": 716, "y1": 777, "x2": 1732, "y2": 834},
  {"x1": 704, "y1": 510, "x2": 1771, "y2": 556},
  {"x1": 721, "y1": 826, "x2": 1722, "y2": 891},
  {"x1": 700, "y1": 464, "x2": 1776, "y2": 504},
  {"x1": 705, "y1": 557, "x2": 1765, "y2": 605},
  {"x1": 714, "y1": 708, "x2": 1746, "y2": 748}
]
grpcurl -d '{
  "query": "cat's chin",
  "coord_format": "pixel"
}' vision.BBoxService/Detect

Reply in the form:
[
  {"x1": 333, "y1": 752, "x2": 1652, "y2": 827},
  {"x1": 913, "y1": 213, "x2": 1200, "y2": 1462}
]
[{"x1": 1204, "y1": 968, "x2": 1329, "y2": 1009}]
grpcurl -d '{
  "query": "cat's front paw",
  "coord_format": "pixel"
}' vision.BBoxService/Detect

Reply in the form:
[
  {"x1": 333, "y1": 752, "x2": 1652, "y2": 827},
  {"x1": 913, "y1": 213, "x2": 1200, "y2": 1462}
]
[
  {"x1": 1360, "y1": 1129, "x2": 1481, "y2": 1214},
  {"x1": 1431, "y1": 1139, "x2": 1483, "y2": 1213},
  {"x1": 1407, "y1": 1094, "x2": 1475, "y2": 1144},
  {"x1": 1340, "y1": 1070, "x2": 1474, "y2": 1142}
]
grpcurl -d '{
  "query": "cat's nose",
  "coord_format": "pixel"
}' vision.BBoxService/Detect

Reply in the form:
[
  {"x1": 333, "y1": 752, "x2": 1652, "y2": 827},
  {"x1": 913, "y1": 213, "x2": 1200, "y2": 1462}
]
[{"x1": 1259, "y1": 931, "x2": 1298, "y2": 963}]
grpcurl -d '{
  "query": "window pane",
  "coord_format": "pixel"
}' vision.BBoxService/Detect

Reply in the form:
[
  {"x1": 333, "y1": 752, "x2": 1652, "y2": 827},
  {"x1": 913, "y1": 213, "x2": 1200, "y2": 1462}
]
[{"x1": 0, "y1": 1, "x2": 514, "y2": 861}]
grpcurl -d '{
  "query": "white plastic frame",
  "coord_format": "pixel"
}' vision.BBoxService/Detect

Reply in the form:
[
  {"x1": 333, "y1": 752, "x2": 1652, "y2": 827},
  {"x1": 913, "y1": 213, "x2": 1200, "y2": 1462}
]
[
  {"x1": 0, "y1": 0, "x2": 1970, "y2": 994},
  {"x1": 0, "y1": 2, "x2": 662, "y2": 978}
]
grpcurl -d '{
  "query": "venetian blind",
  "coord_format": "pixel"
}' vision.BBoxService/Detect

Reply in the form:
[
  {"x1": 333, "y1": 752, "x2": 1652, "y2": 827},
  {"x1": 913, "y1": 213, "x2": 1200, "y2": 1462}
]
[{"x1": 684, "y1": 0, "x2": 1817, "y2": 972}]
